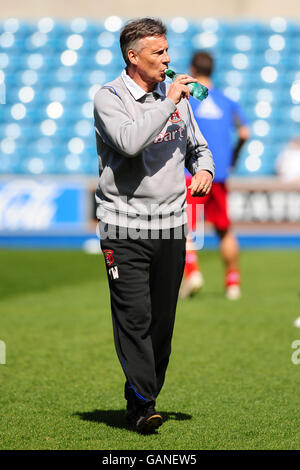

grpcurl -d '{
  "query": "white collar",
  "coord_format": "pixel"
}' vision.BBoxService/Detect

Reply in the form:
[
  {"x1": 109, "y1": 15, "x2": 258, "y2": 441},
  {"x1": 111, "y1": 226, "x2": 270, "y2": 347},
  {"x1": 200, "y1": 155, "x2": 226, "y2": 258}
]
[{"x1": 121, "y1": 69, "x2": 165, "y2": 100}]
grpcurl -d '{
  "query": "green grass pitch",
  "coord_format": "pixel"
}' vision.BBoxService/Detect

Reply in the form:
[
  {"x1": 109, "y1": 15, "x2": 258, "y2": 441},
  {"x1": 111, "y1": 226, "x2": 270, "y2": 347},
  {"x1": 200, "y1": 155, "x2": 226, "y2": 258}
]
[{"x1": 0, "y1": 248, "x2": 300, "y2": 450}]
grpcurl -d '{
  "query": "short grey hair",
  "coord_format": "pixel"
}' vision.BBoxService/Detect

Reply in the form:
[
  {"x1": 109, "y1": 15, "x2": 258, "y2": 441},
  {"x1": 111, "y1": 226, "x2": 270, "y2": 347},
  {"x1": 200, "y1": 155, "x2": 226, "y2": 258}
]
[{"x1": 120, "y1": 17, "x2": 167, "y2": 66}]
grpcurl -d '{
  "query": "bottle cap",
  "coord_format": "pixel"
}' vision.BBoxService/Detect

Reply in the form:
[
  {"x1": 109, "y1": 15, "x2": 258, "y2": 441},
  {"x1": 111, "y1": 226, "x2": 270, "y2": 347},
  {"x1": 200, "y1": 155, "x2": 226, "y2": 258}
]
[{"x1": 165, "y1": 69, "x2": 175, "y2": 79}]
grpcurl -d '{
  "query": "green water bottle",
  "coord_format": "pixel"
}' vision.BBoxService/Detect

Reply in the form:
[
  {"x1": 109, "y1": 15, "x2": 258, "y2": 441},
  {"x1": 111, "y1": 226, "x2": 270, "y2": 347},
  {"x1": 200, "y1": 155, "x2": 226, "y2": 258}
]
[{"x1": 165, "y1": 69, "x2": 208, "y2": 101}]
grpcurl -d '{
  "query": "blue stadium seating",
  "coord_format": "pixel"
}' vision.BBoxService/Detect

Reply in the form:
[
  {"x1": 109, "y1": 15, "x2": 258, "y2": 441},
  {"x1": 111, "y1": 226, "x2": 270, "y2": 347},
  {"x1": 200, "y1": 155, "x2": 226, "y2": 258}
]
[{"x1": 1, "y1": 18, "x2": 300, "y2": 176}]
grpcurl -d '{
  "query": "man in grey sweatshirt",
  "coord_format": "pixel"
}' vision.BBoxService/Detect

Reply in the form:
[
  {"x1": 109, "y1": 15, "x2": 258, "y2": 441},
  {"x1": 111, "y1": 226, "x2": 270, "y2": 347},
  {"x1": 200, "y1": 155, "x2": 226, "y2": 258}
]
[{"x1": 94, "y1": 17, "x2": 214, "y2": 434}]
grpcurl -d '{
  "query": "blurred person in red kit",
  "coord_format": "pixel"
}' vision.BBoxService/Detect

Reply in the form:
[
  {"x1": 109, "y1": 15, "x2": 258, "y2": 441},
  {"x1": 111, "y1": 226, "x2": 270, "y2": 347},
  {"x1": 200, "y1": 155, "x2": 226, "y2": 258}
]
[{"x1": 181, "y1": 51, "x2": 250, "y2": 300}]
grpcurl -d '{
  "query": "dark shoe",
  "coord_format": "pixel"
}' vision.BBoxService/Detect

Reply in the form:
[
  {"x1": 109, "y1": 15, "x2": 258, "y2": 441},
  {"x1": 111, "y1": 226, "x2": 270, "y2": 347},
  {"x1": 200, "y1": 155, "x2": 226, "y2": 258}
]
[
  {"x1": 124, "y1": 384, "x2": 163, "y2": 433},
  {"x1": 136, "y1": 406, "x2": 163, "y2": 434}
]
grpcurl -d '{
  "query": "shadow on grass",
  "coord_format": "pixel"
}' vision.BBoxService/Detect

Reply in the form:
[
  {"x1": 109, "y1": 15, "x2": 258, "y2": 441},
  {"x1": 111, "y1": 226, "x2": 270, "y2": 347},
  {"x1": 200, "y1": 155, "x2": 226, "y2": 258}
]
[{"x1": 74, "y1": 409, "x2": 192, "y2": 432}]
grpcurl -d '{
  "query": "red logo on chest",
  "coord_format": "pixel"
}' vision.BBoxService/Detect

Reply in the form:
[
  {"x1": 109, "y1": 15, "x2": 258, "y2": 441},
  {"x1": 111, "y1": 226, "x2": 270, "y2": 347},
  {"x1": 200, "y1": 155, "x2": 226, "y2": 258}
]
[
  {"x1": 169, "y1": 109, "x2": 182, "y2": 123},
  {"x1": 103, "y1": 249, "x2": 115, "y2": 266}
]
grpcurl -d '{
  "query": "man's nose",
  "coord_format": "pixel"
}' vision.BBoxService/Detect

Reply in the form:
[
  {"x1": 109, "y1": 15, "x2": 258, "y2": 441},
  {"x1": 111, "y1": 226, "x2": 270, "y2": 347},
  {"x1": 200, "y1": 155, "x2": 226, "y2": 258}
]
[{"x1": 163, "y1": 51, "x2": 170, "y2": 63}]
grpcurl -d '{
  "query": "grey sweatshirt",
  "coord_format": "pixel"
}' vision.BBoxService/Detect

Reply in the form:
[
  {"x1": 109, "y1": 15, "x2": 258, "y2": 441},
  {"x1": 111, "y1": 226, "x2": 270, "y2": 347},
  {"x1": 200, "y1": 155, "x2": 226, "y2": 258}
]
[{"x1": 94, "y1": 69, "x2": 215, "y2": 229}]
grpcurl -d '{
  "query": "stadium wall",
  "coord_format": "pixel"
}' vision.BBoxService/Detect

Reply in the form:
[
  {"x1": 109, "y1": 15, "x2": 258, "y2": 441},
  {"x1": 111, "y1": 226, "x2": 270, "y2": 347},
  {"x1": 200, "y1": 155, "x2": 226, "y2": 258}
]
[
  {"x1": 1, "y1": 0, "x2": 300, "y2": 19},
  {"x1": 1, "y1": 176, "x2": 300, "y2": 250}
]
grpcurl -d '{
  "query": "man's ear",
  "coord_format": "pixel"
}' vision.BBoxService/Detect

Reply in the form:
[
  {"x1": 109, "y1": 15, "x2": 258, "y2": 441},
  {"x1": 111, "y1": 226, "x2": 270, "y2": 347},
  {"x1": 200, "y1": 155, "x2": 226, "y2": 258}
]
[{"x1": 127, "y1": 49, "x2": 138, "y2": 66}]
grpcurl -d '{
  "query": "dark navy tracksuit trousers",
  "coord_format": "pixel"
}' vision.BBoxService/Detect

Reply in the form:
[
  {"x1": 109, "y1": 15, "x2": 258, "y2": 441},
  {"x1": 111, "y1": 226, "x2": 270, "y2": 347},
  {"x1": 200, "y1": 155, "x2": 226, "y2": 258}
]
[{"x1": 100, "y1": 225, "x2": 186, "y2": 406}]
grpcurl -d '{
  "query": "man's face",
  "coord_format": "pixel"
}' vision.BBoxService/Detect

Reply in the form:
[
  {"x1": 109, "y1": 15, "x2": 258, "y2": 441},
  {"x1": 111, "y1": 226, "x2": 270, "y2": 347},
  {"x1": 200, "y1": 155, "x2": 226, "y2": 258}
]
[{"x1": 129, "y1": 35, "x2": 170, "y2": 86}]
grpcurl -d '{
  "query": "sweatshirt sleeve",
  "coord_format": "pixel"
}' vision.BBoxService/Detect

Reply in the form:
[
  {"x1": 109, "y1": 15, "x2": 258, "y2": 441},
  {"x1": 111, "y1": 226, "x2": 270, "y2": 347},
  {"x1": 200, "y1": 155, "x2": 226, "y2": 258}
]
[
  {"x1": 94, "y1": 87, "x2": 177, "y2": 158},
  {"x1": 184, "y1": 101, "x2": 215, "y2": 178}
]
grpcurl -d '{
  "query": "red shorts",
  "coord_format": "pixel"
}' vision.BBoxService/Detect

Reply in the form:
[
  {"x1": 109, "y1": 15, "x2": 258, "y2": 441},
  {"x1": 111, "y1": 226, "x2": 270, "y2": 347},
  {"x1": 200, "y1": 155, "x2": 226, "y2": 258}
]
[{"x1": 185, "y1": 177, "x2": 231, "y2": 232}]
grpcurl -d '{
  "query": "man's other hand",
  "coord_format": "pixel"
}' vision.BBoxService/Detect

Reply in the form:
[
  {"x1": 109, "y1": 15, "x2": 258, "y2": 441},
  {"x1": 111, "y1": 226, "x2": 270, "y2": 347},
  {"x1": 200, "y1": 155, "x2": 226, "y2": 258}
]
[{"x1": 188, "y1": 170, "x2": 213, "y2": 197}]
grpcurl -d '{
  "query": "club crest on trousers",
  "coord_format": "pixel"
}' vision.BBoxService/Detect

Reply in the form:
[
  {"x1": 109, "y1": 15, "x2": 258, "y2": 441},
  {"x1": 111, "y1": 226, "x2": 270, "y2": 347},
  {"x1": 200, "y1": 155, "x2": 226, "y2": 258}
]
[{"x1": 103, "y1": 249, "x2": 115, "y2": 266}]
